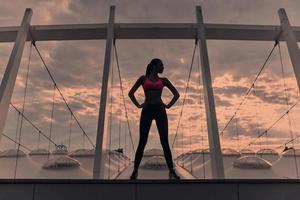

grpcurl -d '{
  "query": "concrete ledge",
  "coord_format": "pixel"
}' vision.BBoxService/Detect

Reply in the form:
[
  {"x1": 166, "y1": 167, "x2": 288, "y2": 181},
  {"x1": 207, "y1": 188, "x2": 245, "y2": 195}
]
[{"x1": 1, "y1": 179, "x2": 300, "y2": 200}]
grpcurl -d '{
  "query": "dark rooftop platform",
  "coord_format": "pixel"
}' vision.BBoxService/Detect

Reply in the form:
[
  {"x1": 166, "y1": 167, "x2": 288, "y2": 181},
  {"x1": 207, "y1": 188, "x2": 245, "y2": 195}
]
[{"x1": 1, "y1": 179, "x2": 300, "y2": 200}]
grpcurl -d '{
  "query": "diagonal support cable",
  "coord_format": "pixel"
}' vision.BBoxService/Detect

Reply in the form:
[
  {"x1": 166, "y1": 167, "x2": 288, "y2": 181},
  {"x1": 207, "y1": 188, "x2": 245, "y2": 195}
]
[
  {"x1": 32, "y1": 41, "x2": 95, "y2": 148},
  {"x1": 113, "y1": 38, "x2": 136, "y2": 152},
  {"x1": 171, "y1": 38, "x2": 198, "y2": 149},
  {"x1": 2, "y1": 133, "x2": 32, "y2": 152},
  {"x1": 10, "y1": 103, "x2": 58, "y2": 147},
  {"x1": 219, "y1": 40, "x2": 278, "y2": 136},
  {"x1": 242, "y1": 97, "x2": 300, "y2": 150}
]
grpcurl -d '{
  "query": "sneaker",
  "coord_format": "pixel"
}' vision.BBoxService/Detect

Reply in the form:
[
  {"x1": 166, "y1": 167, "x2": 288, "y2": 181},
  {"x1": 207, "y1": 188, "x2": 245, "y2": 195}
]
[
  {"x1": 130, "y1": 169, "x2": 138, "y2": 180},
  {"x1": 169, "y1": 169, "x2": 181, "y2": 180}
]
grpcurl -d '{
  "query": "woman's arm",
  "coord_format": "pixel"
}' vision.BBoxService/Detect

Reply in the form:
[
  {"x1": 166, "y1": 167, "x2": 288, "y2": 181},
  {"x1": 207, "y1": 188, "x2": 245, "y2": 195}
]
[
  {"x1": 128, "y1": 75, "x2": 144, "y2": 108},
  {"x1": 163, "y1": 77, "x2": 180, "y2": 109}
]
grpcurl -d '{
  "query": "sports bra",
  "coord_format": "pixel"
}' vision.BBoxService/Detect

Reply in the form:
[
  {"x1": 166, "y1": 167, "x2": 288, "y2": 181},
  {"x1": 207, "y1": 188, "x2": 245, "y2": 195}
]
[{"x1": 142, "y1": 76, "x2": 164, "y2": 92}]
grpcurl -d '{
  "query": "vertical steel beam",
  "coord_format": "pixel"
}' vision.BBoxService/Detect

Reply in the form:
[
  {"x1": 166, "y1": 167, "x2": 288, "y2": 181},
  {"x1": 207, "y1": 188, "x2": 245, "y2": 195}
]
[
  {"x1": 196, "y1": 6, "x2": 225, "y2": 179},
  {"x1": 0, "y1": 8, "x2": 32, "y2": 141},
  {"x1": 93, "y1": 5, "x2": 115, "y2": 179},
  {"x1": 278, "y1": 8, "x2": 300, "y2": 92}
]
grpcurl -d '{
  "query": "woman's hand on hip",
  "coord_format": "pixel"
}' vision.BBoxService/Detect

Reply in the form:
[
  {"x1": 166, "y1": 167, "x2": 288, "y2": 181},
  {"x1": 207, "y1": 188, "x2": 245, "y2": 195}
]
[
  {"x1": 137, "y1": 103, "x2": 145, "y2": 109},
  {"x1": 162, "y1": 102, "x2": 171, "y2": 109}
]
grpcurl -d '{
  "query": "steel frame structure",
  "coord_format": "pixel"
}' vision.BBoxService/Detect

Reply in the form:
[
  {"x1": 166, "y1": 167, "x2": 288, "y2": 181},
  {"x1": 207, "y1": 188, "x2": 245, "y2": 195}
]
[{"x1": 0, "y1": 5, "x2": 299, "y2": 179}]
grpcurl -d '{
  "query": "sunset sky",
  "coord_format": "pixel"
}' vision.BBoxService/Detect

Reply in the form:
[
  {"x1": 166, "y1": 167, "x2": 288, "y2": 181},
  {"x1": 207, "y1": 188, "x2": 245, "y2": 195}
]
[{"x1": 1, "y1": 0, "x2": 300, "y2": 159}]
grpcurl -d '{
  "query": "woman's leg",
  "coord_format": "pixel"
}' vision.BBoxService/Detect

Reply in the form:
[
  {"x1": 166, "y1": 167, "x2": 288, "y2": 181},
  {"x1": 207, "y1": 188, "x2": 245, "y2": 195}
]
[
  {"x1": 155, "y1": 107, "x2": 174, "y2": 170},
  {"x1": 133, "y1": 107, "x2": 152, "y2": 169}
]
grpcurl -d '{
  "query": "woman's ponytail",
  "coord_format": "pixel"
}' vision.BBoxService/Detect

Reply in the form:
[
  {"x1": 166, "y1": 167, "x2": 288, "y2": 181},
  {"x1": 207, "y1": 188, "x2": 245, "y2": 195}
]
[{"x1": 145, "y1": 58, "x2": 163, "y2": 76}]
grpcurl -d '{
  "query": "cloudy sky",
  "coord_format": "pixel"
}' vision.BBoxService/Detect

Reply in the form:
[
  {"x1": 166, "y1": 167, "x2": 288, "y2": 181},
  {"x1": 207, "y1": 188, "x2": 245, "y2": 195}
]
[{"x1": 1, "y1": 0, "x2": 300, "y2": 159}]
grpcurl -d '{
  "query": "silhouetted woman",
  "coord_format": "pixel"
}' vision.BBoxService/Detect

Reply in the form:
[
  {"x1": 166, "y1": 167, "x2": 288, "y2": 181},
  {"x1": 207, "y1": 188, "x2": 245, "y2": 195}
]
[{"x1": 128, "y1": 58, "x2": 181, "y2": 180}]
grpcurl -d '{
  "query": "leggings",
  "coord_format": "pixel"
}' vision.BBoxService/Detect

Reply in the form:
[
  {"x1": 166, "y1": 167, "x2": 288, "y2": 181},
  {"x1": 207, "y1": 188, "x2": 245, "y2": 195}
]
[{"x1": 133, "y1": 104, "x2": 174, "y2": 170}]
